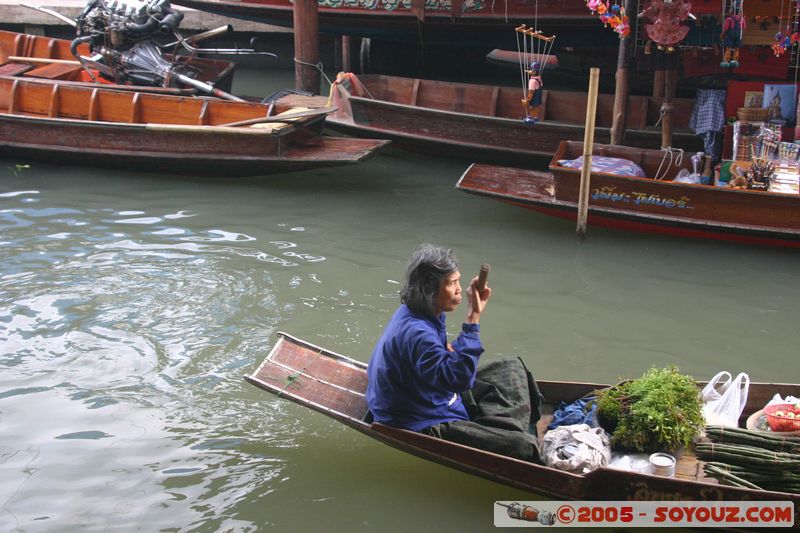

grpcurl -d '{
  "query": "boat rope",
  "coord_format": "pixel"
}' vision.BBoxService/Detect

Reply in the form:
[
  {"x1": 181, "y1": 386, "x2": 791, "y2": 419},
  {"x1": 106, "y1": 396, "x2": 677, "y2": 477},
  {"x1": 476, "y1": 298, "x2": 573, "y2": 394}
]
[
  {"x1": 654, "y1": 147, "x2": 684, "y2": 180},
  {"x1": 293, "y1": 57, "x2": 335, "y2": 90},
  {"x1": 273, "y1": 349, "x2": 324, "y2": 397}
]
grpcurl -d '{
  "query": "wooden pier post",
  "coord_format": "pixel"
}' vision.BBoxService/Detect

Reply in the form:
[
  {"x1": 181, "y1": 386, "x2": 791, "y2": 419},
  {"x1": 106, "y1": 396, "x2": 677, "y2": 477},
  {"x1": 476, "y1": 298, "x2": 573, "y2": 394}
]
[
  {"x1": 293, "y1": 0, "x2": 320, "y2": 93},
  {"x1": 660, "y1": 69, "x2": 677, "y2": 149},
  {"x1": 653, "y1": 70, "x2": 665, "y2": 98},
  {"x1": 610, "y1": 0, "x2": 638, "y2": 145},
  {"x1": 577, "y1": 68, "x2": 600, "y2": 239},
  {"x1": 342, "y1": 35, "x2": 352, "y2": 72}
]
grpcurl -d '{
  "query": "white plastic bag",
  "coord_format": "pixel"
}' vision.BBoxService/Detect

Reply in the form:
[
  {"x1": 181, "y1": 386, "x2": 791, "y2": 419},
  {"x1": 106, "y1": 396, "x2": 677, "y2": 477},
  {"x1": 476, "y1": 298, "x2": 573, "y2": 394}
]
[{"x1": 701, "y1": 371, "x2": 750, "y2": 427}]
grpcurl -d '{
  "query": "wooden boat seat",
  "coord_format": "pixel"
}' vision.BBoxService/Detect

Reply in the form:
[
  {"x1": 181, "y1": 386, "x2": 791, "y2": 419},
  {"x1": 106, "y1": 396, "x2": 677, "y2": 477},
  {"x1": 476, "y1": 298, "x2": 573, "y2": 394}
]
[
  {"x1": 249, "y1": 107, "x2": 311, "y2": 132},
  {"x1": 23, "y1": 63, "x2": 83, "y2": 81},
  {"x1": 0, "y1": 62, "x2": 34, "y2": 77}
]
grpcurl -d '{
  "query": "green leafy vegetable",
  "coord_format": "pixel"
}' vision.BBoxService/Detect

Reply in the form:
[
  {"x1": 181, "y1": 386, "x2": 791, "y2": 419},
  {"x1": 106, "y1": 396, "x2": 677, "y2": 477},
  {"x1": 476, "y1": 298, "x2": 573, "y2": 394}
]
[{"x1": 595, "y1": 366, "x2": 704, "y2": 452}]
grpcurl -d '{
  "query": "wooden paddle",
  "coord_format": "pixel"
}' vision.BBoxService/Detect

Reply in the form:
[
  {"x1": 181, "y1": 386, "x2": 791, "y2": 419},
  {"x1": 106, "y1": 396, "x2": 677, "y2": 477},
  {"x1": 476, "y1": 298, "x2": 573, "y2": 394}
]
[
  {"x1": 220, "y1": 107, "x2": 337, "y2": 127},
  {"x1": 8, "y1": 56, "x2": 81, "y2": 66}
]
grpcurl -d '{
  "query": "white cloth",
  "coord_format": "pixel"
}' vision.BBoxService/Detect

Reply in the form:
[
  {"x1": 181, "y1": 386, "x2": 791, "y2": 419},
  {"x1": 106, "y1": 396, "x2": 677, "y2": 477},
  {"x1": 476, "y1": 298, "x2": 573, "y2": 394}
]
[{"x1": 542, "y1": 423, "x2": 611, "y2": 474}]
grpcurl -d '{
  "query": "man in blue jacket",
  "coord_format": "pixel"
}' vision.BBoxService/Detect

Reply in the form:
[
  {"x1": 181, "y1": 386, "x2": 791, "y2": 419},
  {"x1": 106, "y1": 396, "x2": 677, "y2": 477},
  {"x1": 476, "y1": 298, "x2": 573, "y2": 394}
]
[{"x1": 367, "y1": 244, "x2": 541, "y2": 462}]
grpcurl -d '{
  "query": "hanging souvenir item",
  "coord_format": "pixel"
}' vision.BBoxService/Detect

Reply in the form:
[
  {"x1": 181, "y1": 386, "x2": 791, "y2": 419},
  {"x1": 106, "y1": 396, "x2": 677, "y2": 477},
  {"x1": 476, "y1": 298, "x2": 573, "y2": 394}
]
[
  {"x1": 720, "y1": 3, "x2": 746, "y2": 67},
  {"x1": 640, "y1": 0, "x2": 693, "y2": 53},
  {"x1": 587, "y1": 0, "x2": 631, "y2": 37},
  {"x1": 771, "y1": 0, "x2": 793, "y2": 57},
  {"x1": 515, "y1": 24, "x2": 556, "y2": 124}
]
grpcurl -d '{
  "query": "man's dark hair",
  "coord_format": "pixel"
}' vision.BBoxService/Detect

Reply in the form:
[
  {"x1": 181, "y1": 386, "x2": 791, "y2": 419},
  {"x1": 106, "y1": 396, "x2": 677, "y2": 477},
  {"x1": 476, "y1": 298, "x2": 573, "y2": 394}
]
[{"x1": 400, "y1": 243, "x2": 459, "y2": 318}]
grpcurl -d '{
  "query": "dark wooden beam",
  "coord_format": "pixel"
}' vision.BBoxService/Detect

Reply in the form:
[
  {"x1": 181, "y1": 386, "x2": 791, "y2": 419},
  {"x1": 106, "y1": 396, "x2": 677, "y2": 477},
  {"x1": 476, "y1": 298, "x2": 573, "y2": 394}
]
[{"x1": 293, "y1": 0, "x2": 320, "y2": 94}]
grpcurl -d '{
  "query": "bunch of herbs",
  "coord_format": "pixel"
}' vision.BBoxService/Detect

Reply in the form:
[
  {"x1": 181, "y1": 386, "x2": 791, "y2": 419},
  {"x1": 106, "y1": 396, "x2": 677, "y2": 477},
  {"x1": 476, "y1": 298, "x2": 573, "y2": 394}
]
[{"x1": 595, "y1": 366, "x2": 704, "y2": 452}]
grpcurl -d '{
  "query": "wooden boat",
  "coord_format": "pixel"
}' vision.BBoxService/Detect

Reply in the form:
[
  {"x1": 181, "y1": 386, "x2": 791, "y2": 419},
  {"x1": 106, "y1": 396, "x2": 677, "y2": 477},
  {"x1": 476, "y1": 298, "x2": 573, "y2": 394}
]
[
  {"x1": 324, "y1": 74, "x2": 702, "y2": 165},
  {"x1": 456, "y1": 141, "x2": 800, "y2": 248},
  {"x1": 0, "y1": 29, "x2": 236, "y2": 93},
  {"x1": 171, "y1": 0, "x2": 593, "y2": 43},
  {"x1": 247, "y1": 332, "x2": 800, "y2": 507},
  {"x1": 0, "y1": 75, "x2": 388, "y2": 176}
]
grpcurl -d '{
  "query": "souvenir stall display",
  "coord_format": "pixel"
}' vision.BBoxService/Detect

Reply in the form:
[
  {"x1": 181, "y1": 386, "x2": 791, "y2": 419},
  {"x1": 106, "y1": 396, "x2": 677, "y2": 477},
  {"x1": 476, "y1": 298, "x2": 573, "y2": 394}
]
[
  {"x1": 723, "y1": 123, "x2": 800, "y2": 194},
  {"x1": 677, "y1": 0, "x2": 798, "y2": 78},
  {"x1": 721, "y1": 80, "x2": 799, "y2": 159}
]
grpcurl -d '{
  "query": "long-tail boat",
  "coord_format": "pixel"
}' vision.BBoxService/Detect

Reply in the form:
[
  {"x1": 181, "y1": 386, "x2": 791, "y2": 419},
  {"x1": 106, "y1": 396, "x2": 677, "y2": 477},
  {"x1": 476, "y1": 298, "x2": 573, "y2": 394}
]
[
  {"x1": 456, "y1": 141, "x2": 800, "y2": 248},
  {"x1": 323, "y1": 74, "x2": 702, "y2": 165},
  {"x1": 0, "y1": 29, "x2": 236, "y2": 94},
  {"x1": 0, "y1": 74, "x2": 388, "y2": 176},
  {"x1": 247, "y1": 332, "x2": 800, "y2": 510}
]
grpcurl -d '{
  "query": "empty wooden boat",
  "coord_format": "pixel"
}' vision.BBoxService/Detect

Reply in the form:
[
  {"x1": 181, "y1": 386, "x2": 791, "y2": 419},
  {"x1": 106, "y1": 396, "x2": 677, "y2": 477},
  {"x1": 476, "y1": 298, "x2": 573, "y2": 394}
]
[
  {"x1": 456, "y1": 141, "x2": 800, "y2": 248},
  {"x1": 0, "y1": 76, "x2": 388, "y2": 176},
  {"x1": 247, "y1": 332, "x2": 800, "y2": 508},
  {"x1": 325, "y1": 74, "x2": 702, "y2": 165}
]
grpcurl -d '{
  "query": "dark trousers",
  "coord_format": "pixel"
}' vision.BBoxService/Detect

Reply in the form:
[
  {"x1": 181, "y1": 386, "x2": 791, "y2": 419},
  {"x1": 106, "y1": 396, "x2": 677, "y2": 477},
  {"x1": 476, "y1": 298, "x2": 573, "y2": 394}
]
[{"x1": 422, "y1": 357, "x2": 544, "y2": 463}]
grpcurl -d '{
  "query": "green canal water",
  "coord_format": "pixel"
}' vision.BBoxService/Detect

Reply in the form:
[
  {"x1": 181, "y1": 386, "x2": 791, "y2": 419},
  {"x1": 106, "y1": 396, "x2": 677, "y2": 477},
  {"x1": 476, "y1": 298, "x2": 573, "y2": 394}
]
[{"x1": 1, "y1": 67, "x2": 799, "y2": 532}]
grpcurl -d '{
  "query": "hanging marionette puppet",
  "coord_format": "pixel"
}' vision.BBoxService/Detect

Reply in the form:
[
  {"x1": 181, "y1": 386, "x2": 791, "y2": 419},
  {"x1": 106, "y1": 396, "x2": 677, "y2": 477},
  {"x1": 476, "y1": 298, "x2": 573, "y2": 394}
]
[
  {"x1": 640, "y1": 0, "x2": 694, "y2": 54},
  {"x1": 771, "y1": 0, "x2": 794, "y2": 57},
  {"x1": 515, "y1": 24, "x2": 556, "y2": 124},
  {"x1": 720, "y1": 3, "x2": 746, "y2": 67}
]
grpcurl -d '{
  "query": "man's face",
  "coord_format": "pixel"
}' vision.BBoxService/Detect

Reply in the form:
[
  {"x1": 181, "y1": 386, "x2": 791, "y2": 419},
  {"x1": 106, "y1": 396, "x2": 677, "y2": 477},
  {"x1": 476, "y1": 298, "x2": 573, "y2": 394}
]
[{"x1": 434, "y1": 270, "x2": 462, "y2": 314}]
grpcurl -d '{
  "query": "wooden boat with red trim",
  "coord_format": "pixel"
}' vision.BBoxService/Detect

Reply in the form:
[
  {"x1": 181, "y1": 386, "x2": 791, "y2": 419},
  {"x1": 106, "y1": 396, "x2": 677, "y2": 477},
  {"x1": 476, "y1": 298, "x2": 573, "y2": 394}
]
[
  {"x1": 456, "y1": 141, "x2": 800, "y2": 248},
  {"x1": 247, "y1": 332, "x2": 800, "y2": 507},
  {"x1": 324, "y1": 74, "x2": 702, "y2": 165},
  {"x1": 171, "y1": 0, "x2": 592, "y2": 43},
  {"x1": 0, "y1": 29, "x2": 236, "y2": 94},
  {"x1": 0, "y1": 75, "x2": 388, "y2": 176}
]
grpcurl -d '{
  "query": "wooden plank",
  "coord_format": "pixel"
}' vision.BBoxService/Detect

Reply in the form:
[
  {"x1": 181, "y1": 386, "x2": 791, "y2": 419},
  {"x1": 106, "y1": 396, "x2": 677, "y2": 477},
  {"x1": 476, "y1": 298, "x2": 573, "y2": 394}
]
[
  {"x1": 129, "y1": 92, "x2": 141, "y2": 124},
  {"x1": 88, "y1": 87, "x2": 99, "y2": 121},
  {"x1": 0, "y1": 63, "x2": 34, "y2": 76},
  {"x1": 489, "y1": 86, "x2": 499, "y2": 117},
  {"x1": 48, "y1": 83, "x2": 59, "y2": 118},
  {"x1": 540, "y1": 90, "x2": 548, "y2": 121},
  {"x1": 410, "y1": 78, "x2": 420, "y2": 106},
  {"x1": 8, "y1": 78, "x2": 18, "y2": 113},
  {"x1": 23, "y1": 62, "x2": 83, "y2": 81},
  {"x1": 198, "y1": 99, "x2": 209, "y2": 125}
]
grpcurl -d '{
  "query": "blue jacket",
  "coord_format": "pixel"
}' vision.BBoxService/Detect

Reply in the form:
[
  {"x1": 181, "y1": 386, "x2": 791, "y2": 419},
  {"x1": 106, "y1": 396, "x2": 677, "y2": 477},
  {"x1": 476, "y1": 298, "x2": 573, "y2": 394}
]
[{"x1": 366, "y1": 304, "x2": 484, "y2": 431}]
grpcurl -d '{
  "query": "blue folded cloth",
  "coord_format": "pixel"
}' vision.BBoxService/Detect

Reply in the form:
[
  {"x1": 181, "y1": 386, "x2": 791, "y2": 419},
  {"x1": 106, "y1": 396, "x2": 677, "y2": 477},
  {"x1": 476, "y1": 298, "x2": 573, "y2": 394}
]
[{"x1": 547, "y1": 396, "x2": 598, "y2": 430}]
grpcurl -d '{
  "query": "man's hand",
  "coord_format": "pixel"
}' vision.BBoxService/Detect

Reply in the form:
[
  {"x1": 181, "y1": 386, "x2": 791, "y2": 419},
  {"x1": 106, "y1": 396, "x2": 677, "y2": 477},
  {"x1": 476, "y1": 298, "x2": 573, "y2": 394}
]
[{"x1": 465, "y1": 275, "x2": 491, "y2": 324}]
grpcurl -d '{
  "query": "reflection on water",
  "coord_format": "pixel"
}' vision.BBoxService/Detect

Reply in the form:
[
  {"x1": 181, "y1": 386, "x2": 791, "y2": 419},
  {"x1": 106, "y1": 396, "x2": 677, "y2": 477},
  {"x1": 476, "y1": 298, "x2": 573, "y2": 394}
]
[{"x1": 1, "y1": 68, "x2": 800, "y2": 531}]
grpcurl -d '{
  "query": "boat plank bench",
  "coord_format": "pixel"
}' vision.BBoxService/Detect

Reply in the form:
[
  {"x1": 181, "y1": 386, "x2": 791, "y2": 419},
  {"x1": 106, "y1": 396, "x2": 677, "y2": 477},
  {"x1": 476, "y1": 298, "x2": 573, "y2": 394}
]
[
  {"x1": 22, "y1": 62, "x2": 84, "y2": 81},
  {"x1": 248, "y1": 333, "x2": 800, "y2": 504}
]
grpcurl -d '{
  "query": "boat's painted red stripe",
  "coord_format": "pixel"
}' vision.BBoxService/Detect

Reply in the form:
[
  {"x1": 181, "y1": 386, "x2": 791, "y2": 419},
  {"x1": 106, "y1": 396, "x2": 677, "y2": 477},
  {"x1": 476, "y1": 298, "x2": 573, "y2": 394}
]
[{"x1": 499, "y1": 200, "x2": 800, "y2": 249}]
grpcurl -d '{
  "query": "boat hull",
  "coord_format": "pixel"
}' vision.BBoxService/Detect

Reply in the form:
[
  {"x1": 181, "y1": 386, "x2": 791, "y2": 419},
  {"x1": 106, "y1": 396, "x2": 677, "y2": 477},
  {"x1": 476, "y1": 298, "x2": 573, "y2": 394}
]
[
  {"x1": 172, "y1": 0, "x2": 594, "y2": 43},
  {"x1": 325, "y1": 74, "x2": 702, "y2": 164},
  {"x1": 246, "y1": 332, "x2": 800, "y2": 511},
  {"x1": 455, "y1": 143, "x2": 800, "y2": 248},
  {"x1": 0, "y1": 76, "x2": 388, "y2": 176}
]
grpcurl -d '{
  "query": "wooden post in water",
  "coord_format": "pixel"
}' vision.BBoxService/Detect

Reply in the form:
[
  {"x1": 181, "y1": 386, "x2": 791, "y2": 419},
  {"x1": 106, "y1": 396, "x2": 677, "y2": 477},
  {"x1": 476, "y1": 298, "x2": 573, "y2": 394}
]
[
  {"x1": 660, "y1": 69, "x2": 677, "y2": 149},
  {"x1": 653, "y1": 70, "x2": 665, "y2": 98},
  {"x1": 577, "y1": 68, "x2": 600, "y2": 239},
  {"x1": 293, "y1": 0, "x2": 320, "y2": 93},
  {"x1": 610, "y1": 0, "x2": 638, "y2": 145},
  {"x1": 342, "y1": 35, "x2": 352, "y2": 72}
]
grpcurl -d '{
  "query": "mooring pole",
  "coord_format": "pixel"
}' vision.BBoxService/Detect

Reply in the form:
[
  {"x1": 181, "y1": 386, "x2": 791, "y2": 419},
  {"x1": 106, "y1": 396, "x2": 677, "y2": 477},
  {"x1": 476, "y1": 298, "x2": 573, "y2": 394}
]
[
  {"x1": 610, "y1": 0, "x2": 638, "y2": 145},
  {"x1": 661, "y1": 68, "x2": 677, "y2": 149},
  {"x1": 577, "y1": 68, "x2": 600, "y2": 239},
  {"x1": 293, "y1": 0, "x2": 320, "y2": 93},
  {"x1": 342, "y1": 35, "x2": 351, "y2": 72}
]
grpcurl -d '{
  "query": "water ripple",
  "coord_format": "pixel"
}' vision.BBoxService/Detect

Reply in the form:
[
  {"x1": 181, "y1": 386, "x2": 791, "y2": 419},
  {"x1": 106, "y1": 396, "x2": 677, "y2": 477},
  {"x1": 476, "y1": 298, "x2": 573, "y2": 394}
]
[{"x1": 0, "y1": 191, "x2": 322, "y2": 530}]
